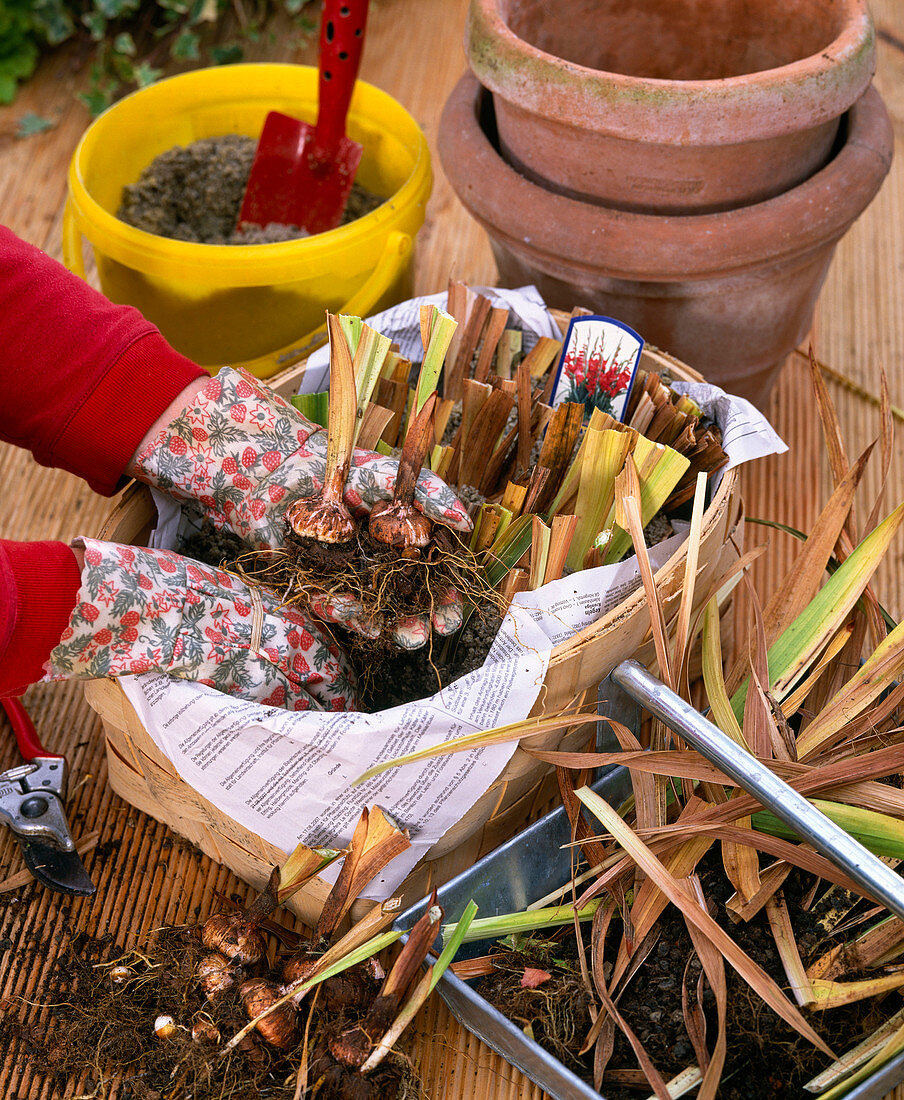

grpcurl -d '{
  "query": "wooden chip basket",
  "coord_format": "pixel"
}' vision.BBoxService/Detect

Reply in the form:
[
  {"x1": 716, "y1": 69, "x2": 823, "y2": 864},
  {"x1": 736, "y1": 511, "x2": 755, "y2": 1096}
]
[{"x1": 84, "y1": 343, "x2": 741, "y2": 925}]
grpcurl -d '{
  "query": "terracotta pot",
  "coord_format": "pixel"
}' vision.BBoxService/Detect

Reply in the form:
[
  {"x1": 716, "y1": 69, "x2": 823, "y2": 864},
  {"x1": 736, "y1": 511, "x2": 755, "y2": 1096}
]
[
  {"x1": 438, "y1": 73, "x2": 892, "y2": 408},
  {"x1": 467, "y1": 0, "x2": 876, "y2": 213}
]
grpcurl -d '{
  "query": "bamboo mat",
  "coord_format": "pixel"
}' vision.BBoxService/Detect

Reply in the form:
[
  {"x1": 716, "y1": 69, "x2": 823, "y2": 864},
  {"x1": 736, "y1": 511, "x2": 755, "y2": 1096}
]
[{"x1": 0, "y1": 1, "x2": 902, "y2": 1097}]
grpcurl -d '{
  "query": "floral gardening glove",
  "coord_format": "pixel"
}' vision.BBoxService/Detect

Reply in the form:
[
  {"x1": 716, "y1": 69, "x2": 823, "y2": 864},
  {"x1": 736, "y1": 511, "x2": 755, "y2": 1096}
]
[
  {"x1": 131, "y1": 367, "x2": 471, "y2": 647},
  {"x1": 46, "y1": 538, "x2": 356, "y2": 711}
]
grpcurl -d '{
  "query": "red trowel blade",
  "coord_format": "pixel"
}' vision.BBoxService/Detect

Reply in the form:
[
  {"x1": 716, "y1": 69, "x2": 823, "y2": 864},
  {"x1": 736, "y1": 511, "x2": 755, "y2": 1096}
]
[
  {"x1": 238, "y1": 111, "x2": 314, "y2": 230},
  {"x1": 238, "y1": 0, "x2": 368, "y2": 235},
  {"x1": 237, "y1": 111, "x2": 363, "y2": 234}
]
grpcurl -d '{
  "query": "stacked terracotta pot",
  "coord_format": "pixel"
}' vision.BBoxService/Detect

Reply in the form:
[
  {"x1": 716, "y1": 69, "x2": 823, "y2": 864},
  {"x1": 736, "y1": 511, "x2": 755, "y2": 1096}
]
[{"x1": 439, "y1": 0, "x2": 892, "y2": 408}]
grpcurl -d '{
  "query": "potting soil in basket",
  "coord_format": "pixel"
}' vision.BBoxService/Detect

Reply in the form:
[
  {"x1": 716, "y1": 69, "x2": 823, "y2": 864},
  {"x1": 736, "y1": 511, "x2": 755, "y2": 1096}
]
[{"x1": 126, "y1": 287, "x2": 785, "y2": 898}]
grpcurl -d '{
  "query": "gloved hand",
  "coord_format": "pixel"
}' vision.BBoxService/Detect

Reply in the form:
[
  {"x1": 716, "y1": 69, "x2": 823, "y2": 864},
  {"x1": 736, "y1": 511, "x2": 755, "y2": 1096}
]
[
  {"x1": 46, "y1": 538, "x2": 356, "y2": 711},
  {"x1": 130, "y1": 367, "x2": 471, "y2": 646}
]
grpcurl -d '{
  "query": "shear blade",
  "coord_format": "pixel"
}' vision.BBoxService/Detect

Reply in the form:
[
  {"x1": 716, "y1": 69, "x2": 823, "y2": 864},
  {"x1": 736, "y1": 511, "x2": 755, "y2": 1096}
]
[{"x1": 17, "y1": 837, "x2": 95, "y2": 897}]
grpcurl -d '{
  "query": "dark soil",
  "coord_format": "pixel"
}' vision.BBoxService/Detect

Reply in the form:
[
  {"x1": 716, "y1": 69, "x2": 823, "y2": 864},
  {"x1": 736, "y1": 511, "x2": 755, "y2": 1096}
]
[
  {"x1": 478, "y1": 858, "x2": 895, "y2": 1099},
  {"x1": 118, "y1": 134, "x2": 384, "y2": 245},
  {"x1": 478, "y1": 935, "x2": 595, "y2": 1073},
  {"x1": 180, "y1": 522, "x2": 250, "y2": 569},
  {"x1": 180, "y1": 520, "x2": 501, "y2": 711},
  {"x1": 238, "y1": 516, "x2": 499, "y2": 666},
  {"x1": 1, "y1": 924, "x2": 416, "y2": 1099},
  {"x1": 356, "y1": 610, "x2": 502, "y2": 711},
  {"x1": 0, "y1": 927, "x2": 275, "y2": 1099}
]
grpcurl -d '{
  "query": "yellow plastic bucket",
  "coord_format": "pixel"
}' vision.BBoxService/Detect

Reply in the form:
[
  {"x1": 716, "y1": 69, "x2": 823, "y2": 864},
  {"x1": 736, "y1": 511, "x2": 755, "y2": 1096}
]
[{"x1": 64, "y1": 63, "x2": 432, "y2": 378}]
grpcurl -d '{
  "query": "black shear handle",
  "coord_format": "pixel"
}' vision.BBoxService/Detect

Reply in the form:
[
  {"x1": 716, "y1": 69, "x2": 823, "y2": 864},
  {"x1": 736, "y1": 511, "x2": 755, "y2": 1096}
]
[{"x1": 1, "y1": 697, "x2": 64, "y2": 763}]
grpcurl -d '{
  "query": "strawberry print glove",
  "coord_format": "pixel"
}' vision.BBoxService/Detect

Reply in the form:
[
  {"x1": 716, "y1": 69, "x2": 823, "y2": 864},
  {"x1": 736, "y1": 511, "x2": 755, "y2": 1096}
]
[
  {"x1": 131, "y1": 367, "x2": 471, "y2": 646},
  {"x1": 46, "y1": 538, "x2": 356, "y2": 711}
]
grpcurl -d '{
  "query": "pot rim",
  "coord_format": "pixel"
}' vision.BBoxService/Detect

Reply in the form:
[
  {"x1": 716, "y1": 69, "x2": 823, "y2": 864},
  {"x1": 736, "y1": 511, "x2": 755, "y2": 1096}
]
[
  {"x1": 467, "y1": 0, "x2": 876, "y2": 144},
  {"x1": 440, "y1": 73, "x2": 893, "y2": 281}
]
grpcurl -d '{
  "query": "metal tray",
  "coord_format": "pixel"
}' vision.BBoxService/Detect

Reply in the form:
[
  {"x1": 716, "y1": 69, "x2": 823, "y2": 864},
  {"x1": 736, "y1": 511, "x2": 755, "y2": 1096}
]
[
  {"x1": 395, "y1": 664, "x2": 904, "y2": 1100},
  {"x1": 397, "y1": 766, "x2": 631, "y2": 1100}
]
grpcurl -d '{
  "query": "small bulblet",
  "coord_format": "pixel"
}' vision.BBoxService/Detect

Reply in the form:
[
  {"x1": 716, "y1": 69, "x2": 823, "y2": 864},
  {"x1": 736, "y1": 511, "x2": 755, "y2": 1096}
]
[
  {"x1": 368, "y1": 500, "x2": 433, "y2": 549},
  {"x1": 328, "y1": 1024, "x2": 371, "y2": 1068},
  {"x1": 240, "y1": 978, "x2": 299, "y2": 1050},
  {"x1": 200, "y1": 913, "x2": 267, "y2": 966},
  {"x1": 321, "y1": 967, "x2": 379, "y2": 1013},
  {"x1": 192, "y1": 1018, "x2": 221, "y2": 1044},
  {"x1": 154, "y1": 1015, "x2": 181, "y2": 1040},
  {"x1": 197, "y1": 952, "x2": 239, "y2": 1000},
  {"x1": 283, "y1": 953, "x2": 318, "y2": 986}
]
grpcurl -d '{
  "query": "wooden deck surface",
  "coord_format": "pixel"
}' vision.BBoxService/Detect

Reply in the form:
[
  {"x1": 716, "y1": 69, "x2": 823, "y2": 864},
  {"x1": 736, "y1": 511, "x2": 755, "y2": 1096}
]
[{"x1": 1, "y1": 0, "x2": 904, "y2": 1096}]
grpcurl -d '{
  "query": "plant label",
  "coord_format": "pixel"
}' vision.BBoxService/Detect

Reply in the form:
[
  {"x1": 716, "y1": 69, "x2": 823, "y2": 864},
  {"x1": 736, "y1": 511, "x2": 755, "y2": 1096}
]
[{"x1": 550, "y1": 316, "x2": 643, "y2": 424}]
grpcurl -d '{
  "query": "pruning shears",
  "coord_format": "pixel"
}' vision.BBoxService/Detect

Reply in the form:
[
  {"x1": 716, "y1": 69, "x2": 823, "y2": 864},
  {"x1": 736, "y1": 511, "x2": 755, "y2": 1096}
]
[{"x1": 0, "y1": 697, "x2": 96, "y2": 896}]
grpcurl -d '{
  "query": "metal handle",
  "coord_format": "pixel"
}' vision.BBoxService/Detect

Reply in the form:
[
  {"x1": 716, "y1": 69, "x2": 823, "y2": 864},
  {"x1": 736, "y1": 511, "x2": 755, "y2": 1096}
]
[
  {"x1": 314, "y1": 0, "x2": 368, "y2": 156},
  {"x1": 611, "y1": 659, "x2": 904, "y2": 922}
]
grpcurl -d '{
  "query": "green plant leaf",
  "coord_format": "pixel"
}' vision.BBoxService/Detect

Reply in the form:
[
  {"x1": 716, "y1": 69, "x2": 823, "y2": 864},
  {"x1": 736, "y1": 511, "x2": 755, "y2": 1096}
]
[
  {"x1": 113, "y1": 31, "x2": 136, "y2": 55},
  {"x1": 730, "y1": 501, "x2": 904, "y2": 721},
  {"x1": 211, "y1": 42, "x2": 243, "y2": 64},
  {"x1": 80, "y1": 86, "x2": 114, "y2": 116},
  {"x1": 95, "y1": 0, "x2": 141, "y2": 17},
  {"x1": 170, "y1": 28, "x2": 199, "y2": 59},
  {"x1": 81, "y1": 11, "x2": 107, "y2": 39},
  {"x1": 753, "y1": 799, "x2": 904, "y2": 860},
  {"x1": 188, "y1": 0, "x2": 217, "y2": 22},
  {"x1": 112, "y1": 53, "x2": 134, "y2": 80},
  {"x1": 431, "y1": 902, "x2": 479, "y2": 990},
  {"x1": 0, "y1": 40, "x2": 39, "y2": 104},
  {"x1": 292, "y1": 392, "x2": 330, "y2": 430},
  {"x1": 443, "y1": 899, "x2": 601, "y2": 946},
  {"x1": 745, "y1": 516, "x2": 898, "y2": 631},
  {"x1": 16, "y1": 111, "x2": 55, "y2": 137},
  {"x1": 133, "y1": 61, "x2": 162, "y2": 87},
  {"x1": 33, "y1": 0, "x2": 75, "y2": 46}
]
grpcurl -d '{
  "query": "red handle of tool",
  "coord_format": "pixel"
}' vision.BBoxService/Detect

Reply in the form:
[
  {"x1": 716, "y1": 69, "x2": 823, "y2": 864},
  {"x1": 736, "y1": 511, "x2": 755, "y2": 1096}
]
[
  {"x1": 313, "y1": 0, "x2": 369, "y2": 157},
  {"x1": 1, "y1": 697, "x2": 63, "y2": 763}
]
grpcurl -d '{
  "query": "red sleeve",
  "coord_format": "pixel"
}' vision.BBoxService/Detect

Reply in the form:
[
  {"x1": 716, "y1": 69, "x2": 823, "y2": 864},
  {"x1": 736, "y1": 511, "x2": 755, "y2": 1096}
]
[
  {"x1": 0, "y1": 540, "x2": 82, "y2": 697},
  {"x1": 0, "y1": 226, "x2": 207, "y2": 496}
]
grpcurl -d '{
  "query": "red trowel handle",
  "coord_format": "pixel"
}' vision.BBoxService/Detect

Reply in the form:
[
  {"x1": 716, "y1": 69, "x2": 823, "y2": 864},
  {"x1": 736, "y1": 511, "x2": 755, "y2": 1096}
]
[{"x1": 312, "y1": 0, "x2": 369, "y2": 160}]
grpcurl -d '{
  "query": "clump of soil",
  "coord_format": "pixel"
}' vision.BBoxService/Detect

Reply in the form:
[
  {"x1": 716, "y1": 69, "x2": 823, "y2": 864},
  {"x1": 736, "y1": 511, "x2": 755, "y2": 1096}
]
[
  {"x1": 2, "y1": 927, "x2": 273, "y2": 1099},
  {"x1": 479, "y1": 936, "x2": 595, "y2": 1071},
  {"x1": 4, "y1": 924, "x2": 416, "y2": 1100},
  {"x1": 118, "y1": 135, "x2": 384, "y2": 245},
  {"x1": 357, "y1": 610, "x2": 502, "y2": 711},
  {"x1": 180, "y1": 519, "x2": 502, "y2": 709},
  {"x1": 478, "y1": 859, "x2": 895, "y2": 1099},
  {"x1": 180, "y1": 521, "x2": 250, "y2": 569}
]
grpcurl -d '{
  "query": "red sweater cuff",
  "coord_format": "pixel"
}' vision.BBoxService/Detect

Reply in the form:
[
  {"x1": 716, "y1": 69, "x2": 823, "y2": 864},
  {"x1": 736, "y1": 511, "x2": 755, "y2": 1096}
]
[
  {"x1": 0, "y1": 226, "x2": 207, "y2": 496},
  {"x1": 53, "y1": 330, "x2": 207, "y2": 497},
  {"x1": 0, "y1": 540, "x2": 82, "y2": 697}
]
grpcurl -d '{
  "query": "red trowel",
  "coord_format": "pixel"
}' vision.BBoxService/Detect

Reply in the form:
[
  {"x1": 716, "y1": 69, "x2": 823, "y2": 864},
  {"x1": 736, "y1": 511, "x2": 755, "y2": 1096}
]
[{"x1": 239, "y1": 0, "x2": 369, "y2": 235}]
